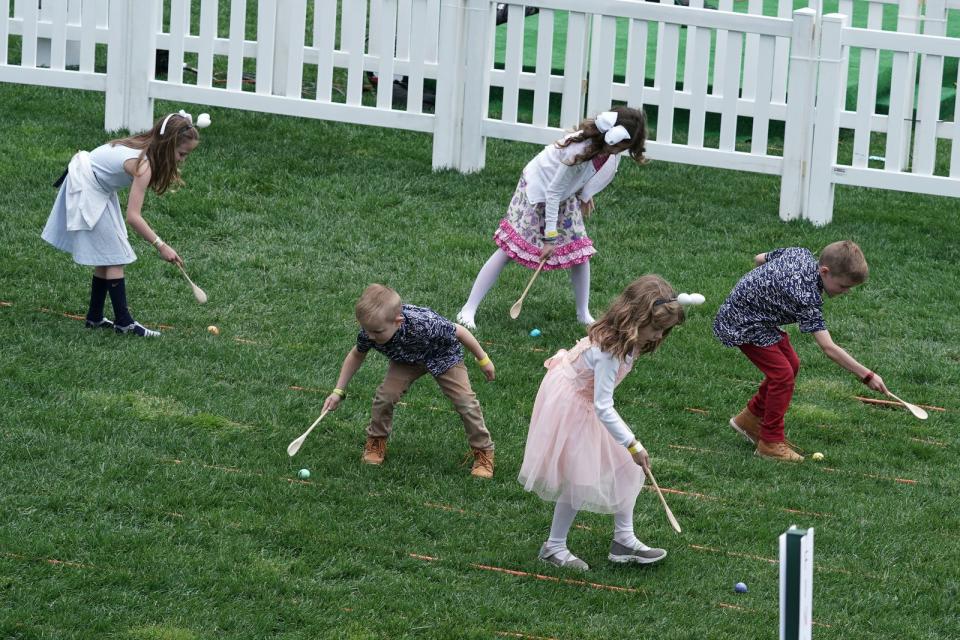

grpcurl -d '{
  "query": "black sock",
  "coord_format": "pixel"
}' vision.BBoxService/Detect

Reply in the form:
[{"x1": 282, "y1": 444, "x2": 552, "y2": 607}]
[
  {"x1": 86, "y1": 275, "x2": 110, "y2": 322},
  {"x1": 107, "y1": 278, "x2": 135, "y2": 327}
]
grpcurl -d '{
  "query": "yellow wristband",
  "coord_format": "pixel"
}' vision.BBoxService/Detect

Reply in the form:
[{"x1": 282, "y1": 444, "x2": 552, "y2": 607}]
[
  {"x1": 544, "y1": 230, "x2": 559, "y2": 239},
  {"x1": 628, "y1": 442, "x2": 643, "y2": 454},
  {"x1": 476, "y1": 356, "x2": 491, "y2": 367},
  {"x1": 332, "y1": 388, "x2": 346, "y2": 398},
  {"x1": 152, "y1": 236, "x2": 164, "y2": 249}
]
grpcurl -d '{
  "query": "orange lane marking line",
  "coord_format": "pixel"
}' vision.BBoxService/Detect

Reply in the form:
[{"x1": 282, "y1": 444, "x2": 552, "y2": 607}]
[
  {"x1": 685, "y1": 407, "x2": 710, "y2": 415},
  {"x1": 910, "y1": 437, "x2": 948, "y2": 447},
  {"x1": 234, "y1": 337, "x2": 256, "y2": 344},
  {"x1": 166, "y1": 512, "x2": 184, "y2": 518},
  {"x1": 424, "y1": 502, "x2": 467, "y2": 514},
  {"x1": 657, "y1": 486, "x2": 719, "y2": 501},
  {"x1": 1, "y1": 552, "x2": 93, "y2": 569},
  {"x1": 409, "y1": 553, "x2": 439, "y2": 561},
  {"x1": 855, "y1": 396, "x2": 945, "y2": 412},
  {"x1": 574, "y1": 523, "x2": 593, "y2": 531},
  {"x1": 471, "y1": 563, "x2": 641, "y2": 593},
  {"x1": 690, "y1": 545, "x2": 778, "y2": 565},
  {"x1": 0, "y1": 301, "x2": 12, "y2": 307},
  {"x1": 718, "y1": 602, "x2": 754, "y2": 612},
  {"x1": 668, "y1": 444, "x2": 720, "y2": 454},
  {"x1": 820, "y1": 467, "x2": 918, "y2": 485},
  {"x1": 289, "y1": 385, "x2": 323, "y2": 393},
  {"x1": 496, "y1": 632, "x2": 559, "y2": 640},
  {"x1": 782, "y1": 508, "x2": 834, "y2": 518}
]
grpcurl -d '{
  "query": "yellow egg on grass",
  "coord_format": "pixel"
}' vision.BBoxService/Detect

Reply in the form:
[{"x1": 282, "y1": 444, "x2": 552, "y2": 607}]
[
  {"x1": 207, "y1": 325, "x2": 220, "y2": 336},
  {"x1": 812, "y1": 452, "x2": 824, "y2": 461}
]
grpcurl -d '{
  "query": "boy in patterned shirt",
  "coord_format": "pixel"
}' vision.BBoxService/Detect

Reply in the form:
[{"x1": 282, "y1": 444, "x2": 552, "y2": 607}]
[
  {"x1": 323, "y1": 284, "x2": 496, "y2": 477},
  {"x1": 713, "y1": 241, "x2": 889, "y2": 462}
]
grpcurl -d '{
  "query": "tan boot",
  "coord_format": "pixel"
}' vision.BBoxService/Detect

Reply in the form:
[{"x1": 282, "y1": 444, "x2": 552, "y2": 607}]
[
  {"x1": 755, "y1": 439, "x2": 804, "y2": 462},
  {"x1": 729, "y1": 407, "x2": 761, "y2": 444},
  {"x1": 470, "y1": 447, "x2": 495, "y2": 479},
  {"x1": 361, "y1": 436, "x2": 387, "y2": 465}
]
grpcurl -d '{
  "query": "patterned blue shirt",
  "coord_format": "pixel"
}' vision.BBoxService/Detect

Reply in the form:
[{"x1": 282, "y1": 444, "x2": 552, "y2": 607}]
[
  {"x1": 356, "y1": 304, "x2": 464, "y2": 376},
  {"x1": 713, "y1": 248, "x2": 827, "y2": 347}
]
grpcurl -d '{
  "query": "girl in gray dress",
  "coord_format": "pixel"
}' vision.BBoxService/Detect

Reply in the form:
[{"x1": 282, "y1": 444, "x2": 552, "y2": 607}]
[{"x1": 42, "y1": 110, "x2": 208, "y2": 337}]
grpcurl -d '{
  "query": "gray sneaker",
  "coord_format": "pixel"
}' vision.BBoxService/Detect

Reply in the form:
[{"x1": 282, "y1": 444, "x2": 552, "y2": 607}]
[
  {"x1": 538, "y1": 544, "x2": 589, "y2": 571},
  {"x1": 608, "y1": 540, "x2": 667, "y2": 564}
]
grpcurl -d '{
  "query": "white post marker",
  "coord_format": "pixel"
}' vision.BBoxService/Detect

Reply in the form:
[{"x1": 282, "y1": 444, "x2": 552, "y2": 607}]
[{"x1": 780, "y1": 526, "x2": 814, "y2": 640}]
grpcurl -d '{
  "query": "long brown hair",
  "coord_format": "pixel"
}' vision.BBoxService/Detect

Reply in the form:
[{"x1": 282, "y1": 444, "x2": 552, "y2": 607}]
[
  {"x1": 588, "y1": 275, "x2": 685, "y2": 360},
  {"x1": 556, "y1": 105, "x2": 648, "y2": 165},
  {"x1": 109, "y1": 113, "x2": 199, "y2": 195}
]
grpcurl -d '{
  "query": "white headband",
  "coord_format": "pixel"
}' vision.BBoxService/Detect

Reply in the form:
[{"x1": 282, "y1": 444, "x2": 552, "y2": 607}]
[
  {"x1": 595, "y1": 111, "x2": 631, "y2": 146},
  {"x1": 160, "y1": 109, "x2": 212, "y2": 136}
]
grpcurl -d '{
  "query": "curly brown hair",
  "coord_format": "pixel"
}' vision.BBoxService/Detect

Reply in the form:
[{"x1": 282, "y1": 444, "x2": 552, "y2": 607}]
[
  {"x1": 556, "y1": 106, "x2": 648, "y2": 165},
  {"x1": 109, "y1": 113, "x2": 200, "y2": 195},
  {"x1": 588, "y1": 275, "x2": 685, "y2": 360}
]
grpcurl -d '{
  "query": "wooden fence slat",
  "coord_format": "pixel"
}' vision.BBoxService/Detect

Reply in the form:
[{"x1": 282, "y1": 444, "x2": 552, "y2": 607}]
[
  {"x1": 342, "y1": 0, "x2": 367, "y2": 106},
  {"x1": 686, "y1": 18, "x2": 711, "y2": 148},
  {"x1": 655, "y1": 22, "x2": 680, "y2": 143},
  {"x1": 883, "y1": 50, "x2": 911, "y2": 171},
  {"x1": 719, "y1": 30, "x2": 743, "y2": 151},
  {"x1": 406, "y1": 0, "x2": 428, "y2": 113},
  {"x1": 255, "y1": 0, "x2": 276, "y2": 94},
  {"x1": 532, "y1": 8, "x2": 554, "y2": 128},
  {"x1": 226, "y1": 0, "x2": 246, "y2": 91},
  {"x1": 586, "y1": 14, "x2": 617, "y2": 118},
  {"x1": 313, "y1": 0, "x2": 335, "y2": 101},
  {"x1": 50, "y1": 0, "x2": 68, "y2": 70},
  {"x1": 952, "y1": 65, "x2": 960, "y2": 178},
  {"x1": 560, "y1": 11, "x2": 588, "y2": 128},
  {"x1": 167, "y1": 0, "x2": 189, "y2": 84},
  {"x1": 772, "y1": 0, "x2": 792, "y2": 102},
  {"x1": 0, "y1": 0, "x2": 8, "y2": 66},
  {"x1": 626, "y1": 17, "x2": 648, "y2": 109},
  {"x1": 196, "y1": 0, "x2": 217, "y2": 87},
  {"x1": 741, "y1": 0, "x2": 763, "y2": 100},
  {"x1": 912, "y1": 51, "x2": 944, "y2": 175},
  {"x1": 750, "y1": 34, "x2": 775, "y2": 155},
  {"x1": 79, "y1": 0, "x2": 99, "y2": 72},
  {"x1": 712, "y1": 0, "x2": 734, "y2": 95},
  {"x1": 501, "y1": 4, "x2": 524, "y2": 124},
  {"x1": 22, "y1": 0, "x2": 38, "y2": 67},
  {"x1": 284, "y1": 0, "x2": 306, "y2": 98},
  {"x1": 851, "y1": 45, "x2": 879, "y2": 168},
  {"x1": 375, "y1": 0, "x2": 397, "y2": 109}
]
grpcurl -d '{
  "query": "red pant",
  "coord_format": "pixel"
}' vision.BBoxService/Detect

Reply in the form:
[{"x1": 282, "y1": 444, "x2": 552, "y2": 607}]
[{"x1": 738, "y1": 331, "x2": 800, "y2": 443}]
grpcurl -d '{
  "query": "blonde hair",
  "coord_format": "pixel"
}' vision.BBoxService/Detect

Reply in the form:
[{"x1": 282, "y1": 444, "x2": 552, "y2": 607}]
[
  {"x1": 355, "y1": 284, "x2": 402, "y2": 325},
  {"x1": 820, "y1": 241, "x2": 868, "y2": 284},
  {"x1": 588, "y1": 275, "x2": 685, "y2": 360},
  {"x1": 109, "y1": 113, "x2": 200, "y2": 196},
  {"x1": 557, "y1": 105, "x2": 648, "y2": 165}
]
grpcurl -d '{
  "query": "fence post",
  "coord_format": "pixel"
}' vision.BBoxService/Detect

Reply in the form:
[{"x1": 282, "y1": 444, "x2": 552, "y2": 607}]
[
  {"x1": 806, "y1": 13, "x2": 847, "y2": 226},
  {"x1": 104, "y1": 0, "x2": 158, "y2": 132},
  {"x1": 432, "y1": 0, "x2": 467, "y2": 170},
  {"x1": 458, "y1": 0, "x2": 493, "y2": 172},
  {"x1": 778, "y1": 8, "x2": 817, "y2": 222}
]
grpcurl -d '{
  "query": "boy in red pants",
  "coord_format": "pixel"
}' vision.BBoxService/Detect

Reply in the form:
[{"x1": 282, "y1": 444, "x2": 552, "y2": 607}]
[{"x1": 713, "y1": 241, "x2": 889, "y2": 461}]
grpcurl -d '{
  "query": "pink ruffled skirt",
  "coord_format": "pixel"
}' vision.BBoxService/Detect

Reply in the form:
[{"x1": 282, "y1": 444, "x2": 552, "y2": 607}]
[
  {"x1": 493, "y1": 177, "x2": 595, "y2": 271},
  {"x1": 518, "y1": 348, "x2": 645, "y2": 514}
]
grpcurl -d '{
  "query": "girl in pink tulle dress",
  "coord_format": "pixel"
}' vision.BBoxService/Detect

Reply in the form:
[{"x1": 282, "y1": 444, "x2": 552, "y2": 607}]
[
  {"x1": 518, "y1": 275, "x2": 688, "y2": 571},
  {"x1": 456, "y1": 106, "x2": 649, "y2": 329}
]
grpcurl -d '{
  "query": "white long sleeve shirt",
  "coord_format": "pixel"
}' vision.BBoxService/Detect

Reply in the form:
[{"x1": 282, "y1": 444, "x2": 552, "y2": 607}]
[
  {"x1": 522, "y1": 136, "x2": 622, "y2": 235},
  {"x1": 581, "y1": 345, "x2": 642, "y2": 451}
]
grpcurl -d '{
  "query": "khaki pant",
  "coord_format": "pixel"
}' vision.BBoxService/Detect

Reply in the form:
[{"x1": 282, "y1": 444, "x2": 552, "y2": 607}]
[{"x1": 366, "y1": 361, "x2": 493, "y2": 450}]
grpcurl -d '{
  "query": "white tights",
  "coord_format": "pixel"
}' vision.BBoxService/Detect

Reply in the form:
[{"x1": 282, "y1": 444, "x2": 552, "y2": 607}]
[
  {"x1": 458, "y1": 249, "x2": 593, "y2": 326},
  {"x1": 542, "y1": 501, "x2": 645, "y2": 561}
]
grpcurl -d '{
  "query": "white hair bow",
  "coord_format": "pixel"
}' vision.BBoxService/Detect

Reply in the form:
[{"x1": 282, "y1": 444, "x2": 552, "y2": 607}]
[
  {"x1": 595, "y1": 111, "x2": 631, "y2": 146},
  {"x1": 160, "y1": 109, "x2": 212, "y2": 135},
  {"x1": 676, "y1": 293, "x2": 706, "y2": 307}
]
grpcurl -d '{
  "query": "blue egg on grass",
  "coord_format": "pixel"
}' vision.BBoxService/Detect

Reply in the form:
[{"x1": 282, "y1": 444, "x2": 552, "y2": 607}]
[
  {"x1": 529, "y1": 328, "x2": 542, "y2": 337},
  {"x1": 297, "y1": 468, "x2": 310, "y2": 480},
  {"x1": 734, "y1": 582, "x2": 748, "y2": 593}
]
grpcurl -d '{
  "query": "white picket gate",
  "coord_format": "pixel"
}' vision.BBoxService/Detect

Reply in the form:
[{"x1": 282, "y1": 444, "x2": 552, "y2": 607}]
[{"x1": 1, "y1": 0, "x2": 958, "y2": 225}]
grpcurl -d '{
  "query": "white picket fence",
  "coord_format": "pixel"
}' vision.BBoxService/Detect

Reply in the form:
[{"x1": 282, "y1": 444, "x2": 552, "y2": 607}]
[{"x1": 1, "y1": 0, "x2": 958, "y2": 225}]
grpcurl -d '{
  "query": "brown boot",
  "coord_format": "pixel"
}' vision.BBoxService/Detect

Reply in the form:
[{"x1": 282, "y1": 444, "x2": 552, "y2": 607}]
[
  {"x1": 729, "y1": 407, "x2": 761, "y2": 444},
  {"x1": 755, "y1": 439, "x2": 804, "y2": 462},
  {"x1": 470, "y1": 447, "x2": 495, "y2": 479},
  {"x1": 362, "y1": 436, "x2": 387, "y2": 465}
]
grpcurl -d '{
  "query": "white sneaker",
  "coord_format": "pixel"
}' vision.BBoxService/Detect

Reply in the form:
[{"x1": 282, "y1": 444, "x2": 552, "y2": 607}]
[
  {"x1": 608, "y1": 540, "x2": 667, "y2": 564},
  {"x1": 115, "y1": 321, "x2": 161, "y2": 337},
  {"x1": 538, "y1": 544, "x2": 589, "y2": 571},
  {"x1": 456, "y1": 310, "x2": 476, "y2": 330}
]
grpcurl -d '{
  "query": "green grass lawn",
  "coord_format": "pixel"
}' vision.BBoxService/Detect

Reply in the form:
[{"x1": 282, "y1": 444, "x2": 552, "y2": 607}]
[{"x1": 1, "y1": 82, "x2": 959, "y2": 639}]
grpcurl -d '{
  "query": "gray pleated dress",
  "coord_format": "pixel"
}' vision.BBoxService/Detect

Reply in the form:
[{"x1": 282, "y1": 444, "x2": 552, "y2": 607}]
[{"x1": 41, "y1": 143, "x2": 143, "y2": 266}]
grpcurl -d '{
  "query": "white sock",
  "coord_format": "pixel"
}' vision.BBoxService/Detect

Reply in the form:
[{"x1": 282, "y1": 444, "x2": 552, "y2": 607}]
[
  {"x1": 544, "y1": 502, "x2": 580, "y2": 559},
  {"x1": 459, "y1": 249, "x2": 511, "y2": 324},
  {"x1": 613, "y1": 505, "x2": 648, "y2": 550},
  {"x1": 570, "y1": 262, "x2": 594, "y2": 324}
]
